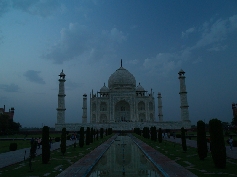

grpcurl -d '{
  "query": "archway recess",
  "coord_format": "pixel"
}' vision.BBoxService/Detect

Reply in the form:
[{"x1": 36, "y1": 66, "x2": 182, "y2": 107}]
[{"x1": 115, "y1": 100, "x2": 131, "y2": 122}]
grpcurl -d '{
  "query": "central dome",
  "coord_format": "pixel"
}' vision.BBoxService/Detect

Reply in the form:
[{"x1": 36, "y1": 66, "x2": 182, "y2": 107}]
[{"x1": 108, "y1": 66, "x2": 136, "y2": 90}]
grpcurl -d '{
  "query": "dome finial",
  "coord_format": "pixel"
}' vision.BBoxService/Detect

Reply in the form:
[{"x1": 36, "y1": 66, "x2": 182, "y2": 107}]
[{"x1": 121, "y1": 59, "x2": 122, "y2": 67}]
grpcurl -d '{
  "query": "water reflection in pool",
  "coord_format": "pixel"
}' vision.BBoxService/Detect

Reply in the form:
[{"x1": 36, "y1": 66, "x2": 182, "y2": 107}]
[{"x1": 89, "y1": 135, "x2": 164, "y2": 177}]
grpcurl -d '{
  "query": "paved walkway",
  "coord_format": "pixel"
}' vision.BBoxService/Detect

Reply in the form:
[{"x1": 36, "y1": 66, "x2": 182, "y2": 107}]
[
  {"x1": 0, "y1": 140, "x2": 75, "y2": 169},
  {"x1": 163, "y1": 137, "x2": 237, "y2": 159}
]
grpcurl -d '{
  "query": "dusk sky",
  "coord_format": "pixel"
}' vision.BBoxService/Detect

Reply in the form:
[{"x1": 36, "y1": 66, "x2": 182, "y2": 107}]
[{"x1": 0, "y1": 0, "x2": 237, "y2": 128}]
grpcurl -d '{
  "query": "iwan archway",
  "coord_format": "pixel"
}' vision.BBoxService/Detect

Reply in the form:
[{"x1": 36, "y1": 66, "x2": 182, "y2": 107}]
[{"x1": 115, "y1": 100, "x2": 130, "y2": 122}]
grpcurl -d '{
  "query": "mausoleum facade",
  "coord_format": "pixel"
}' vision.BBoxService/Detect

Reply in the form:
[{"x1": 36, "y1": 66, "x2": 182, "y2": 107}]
[
  {"x1": 55, "y1": 61, "x2": 191, "y2": 131},
  {"x1": 90, "y1": 62, "x2": 155, "y2": 124}
]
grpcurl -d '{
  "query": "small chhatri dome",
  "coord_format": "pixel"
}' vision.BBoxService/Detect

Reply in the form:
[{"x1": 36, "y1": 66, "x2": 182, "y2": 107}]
[
  {"x1": 136, "y1": 82, "x2": 145, "y2": 91},
  {"x1": 59, "y1": 69, "x2": 66, "y2": 78},
  {"x1": 178, "y1": 69, "x2": 185, "y2": 75},
  {"x1": 108, "y1": 60, "x2": 136, "y2": 90},
  {"x1": 100, "y1": 83, "x2": 109, "y2": 92}
]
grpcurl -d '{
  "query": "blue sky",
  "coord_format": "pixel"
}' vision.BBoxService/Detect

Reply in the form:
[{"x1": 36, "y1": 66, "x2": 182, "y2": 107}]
[{"x1": 0, "y1": 0, "x2": 237, "y2": 128}]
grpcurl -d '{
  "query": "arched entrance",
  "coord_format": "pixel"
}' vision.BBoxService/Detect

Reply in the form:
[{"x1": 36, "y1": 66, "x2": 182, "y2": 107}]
[{"x1": 115, "y1": 100, "x2": 130, "y2": 122}]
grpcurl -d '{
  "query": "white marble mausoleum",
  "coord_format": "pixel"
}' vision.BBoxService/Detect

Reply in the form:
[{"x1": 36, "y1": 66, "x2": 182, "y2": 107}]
[{"x1": 55, "y1": 61, "x2": 191, "y2": 131}]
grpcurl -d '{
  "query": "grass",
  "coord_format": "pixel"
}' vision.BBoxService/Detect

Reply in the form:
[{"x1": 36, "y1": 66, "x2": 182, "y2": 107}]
[
  {"x1": 0, "y1": 133, "x2": 75, "y2": 153},
  {"x1": 0, "y1": 133, "x2": 62, "y2": 153},
  {"x1": 134, "y1": 134, "x2": 237, "y2": 177},
  {"x1": 0, "y1": 140, "x2": 32, "y2": 153},
  {"x1": 0, "y1": 134, "x2": 114, "y2": 177}
]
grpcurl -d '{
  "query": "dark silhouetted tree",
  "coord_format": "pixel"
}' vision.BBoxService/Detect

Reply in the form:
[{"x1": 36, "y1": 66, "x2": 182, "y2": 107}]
[
  {"x1": 86, "y1": 127, "x2": 90, "y2": 145},
  {"x1": 181, "y1": 127, "x2": 187, "y2": 152},
  {"x1": 60, "y1": 128, "x2": 66, "y2": 155},
  {"x1": 79, "y1": 127, "x2": 84, "y2": 148},
  {"x1": 42, "y1": 126, "x2": 50, "y2": 164},
  {"x1": 209, "y1": 118, "x2": 226, "y2": 168},
  {"x1": 158, "y1": 128, "x2": 162, "y2": 143},
  {"x1": 197, "y1": 120, "x2": 208, "y2": 160}
]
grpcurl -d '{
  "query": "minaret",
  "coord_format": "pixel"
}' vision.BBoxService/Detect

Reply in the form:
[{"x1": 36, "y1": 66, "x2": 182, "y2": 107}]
[
  {"x1": 57, "y1": 70, "x2": 66, "y2": 124},
  {"x1": 178, "y1": 69, "x2": 189, "y2": 121},
  {"x1": 82, "y1": 93, "x2": 87, "y2": 123},
  {"x1": 158, "y1": 92, "x2": 163, "y2": 122}
]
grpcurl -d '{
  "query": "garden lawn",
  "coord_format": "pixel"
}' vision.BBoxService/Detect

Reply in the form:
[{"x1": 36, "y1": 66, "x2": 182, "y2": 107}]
[
  {"x1": 0, "y1": 134, "x2": 114, "y2": 177},
  {"x1": 0, "y1": 133, "x2": 64, "y2": 153},
  {"x1": 134, "y1": 134, "x2": 237, "y2": 177}
]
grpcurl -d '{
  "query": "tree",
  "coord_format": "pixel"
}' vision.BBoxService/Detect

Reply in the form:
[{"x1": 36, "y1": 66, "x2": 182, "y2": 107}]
[
  {"x1": 90, "y1": 127, "x2": 93, "y2": 143},
  {"x1": 29, "y1": 140, "x2": 37, "y2": 171},
  {"x1": 79, "y1": 127, "x2": 84, "y2": 148},
  {"x1": 42, "y1": 126, "x2": 50, "y2": 164},
  {"x1": 0, "y1": 114, "x2": 22, "y2": 135},
  {"x1": 10, "y1": 122, "x2": 21, "y2": 133},
  {"x1": 0, "y1": 114, "x2": 10, "y2": 134},
  {"x1": 209, "y1": 118, "x2": 226, "y2": 168},
  {"x1": 181, "y1": 127, "x2": 187, "y2": 152},
  {"x1": 96, "y1": 129, "x2": 99, "y2": 140},
  {"x1": 231, "y1": 116, "x2": 237, "y2": 126},
  {"x1": 100, "y1": 128, "x2": 104, "y2": 139},
  {"x1": 60, "y1": 128, "x2": 66, "y2": 155},
  {"x1": 158, "y1": 128, "x2": 162, "y2": 143},
  {"x1": 86, "y1": 127, "x2": 90, "y2": 145},
  {"x1": 197, "y1": 120, "x2": 208, "y2": 160}
]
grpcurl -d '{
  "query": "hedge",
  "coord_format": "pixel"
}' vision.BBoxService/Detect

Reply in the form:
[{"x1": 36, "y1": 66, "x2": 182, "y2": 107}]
[{"x1": 9, "y1": 143, "x2": 17, "y2": 151}]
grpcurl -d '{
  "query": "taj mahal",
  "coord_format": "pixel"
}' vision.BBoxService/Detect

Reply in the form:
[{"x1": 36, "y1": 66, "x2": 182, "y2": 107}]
[{"x1": 55, "y1": 60, "x2": 191, "y2": 131}]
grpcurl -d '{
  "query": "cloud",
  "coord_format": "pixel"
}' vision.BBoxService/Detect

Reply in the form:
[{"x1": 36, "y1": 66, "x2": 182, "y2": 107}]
[
  {"x1": 182, "y1": 27, "x2": 195, "y2": 38},
  {"x1": 11, "y1": 0, "x2": 61, "y2": 17},
  {"x1": 128, "y1": 59, "x2": 139, "y2": 65},
  {"x1": 66, "y1": 79, "x2": 83, "y2": 90},
  {"x1": 193, "y1": 15, "x2": 237, "y2": 50},
  {"x1": 0, "y1": 84, "x2": 20, "y2": 92},
  {"x1": 143, "y1": 53, "x2": 182, "y2": 76},
  {"x1": 0, "y1": 0, "x2": 61, "y2": 17},
  {"x1": 0, "y1": 0, "x2": 10, "y2": 17},
  {"x1": 24, "y1": 70, "x2": 45, "y2": 84},
  {"x1": 43, "y1": 23, "x2": 127, "y2": 64},
  {"x1": 192, "y1": 57, "x2": 202, "y2": 64},
  {"x1": 144, "y1": 14, "x2": 237, "y2": 75},
  {"x1": 207, "y1": 45, "x2": 227, "y2": 52}
]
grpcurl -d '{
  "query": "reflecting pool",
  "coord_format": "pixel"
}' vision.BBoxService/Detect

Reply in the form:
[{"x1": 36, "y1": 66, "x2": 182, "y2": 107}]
[{"x1": 89, "y1": 135, "x2": 164, "y2": 177}]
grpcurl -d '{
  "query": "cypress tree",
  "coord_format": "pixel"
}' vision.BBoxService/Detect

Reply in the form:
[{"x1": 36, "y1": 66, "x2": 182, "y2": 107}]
[
  {"x1": 142, "y1": 127, "x2": 146, "y2": 138},
  {"x1": 181, "y1": 127, "x2": 187, "y2": 152},
  {"x1": 79, "y1": 127, "x2": 84, "y2": 148},
  {"x1": 86, "y1": 127, "x2": 90, "y2": 145},
  {"x1": 209, "y1": 118, "x2": 226, "y2": 168},
  {"x1": 154, "y1": 126, "x2": 157, "y2": 141},
  {"x1": 108, "y1": 128, "x2": 112, "y2": 135},
  {"x1": 105, "y1": 128, "x2": 108, "y2": 136},
  {"x1": 158, "y1": 128, "x2": 162, "y2": 143},
  {"x1": 90, "y1": 127, "x2": 93, "y2": 143},
  {"x1": 147, "y1": 127, "x2": 150, "y2": 139},
  {"x1": 60, "y1": 128, "x2": 66, "y2": 155},
  {"x1": 100, "y1": 128, "x2": 104, "y2": 139},
  {"x1": 42, "y1": 126, "x2": 50, "y2": 164},
  {"x1": 150, "y1": 127, "x2": 154, "y2": 140},
  {"x1": 197, "y1": 120, "x2": 207, "y2": 160},
  {"x1": 96, "y1": 129, "x2": 99, "y2": 140}
]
